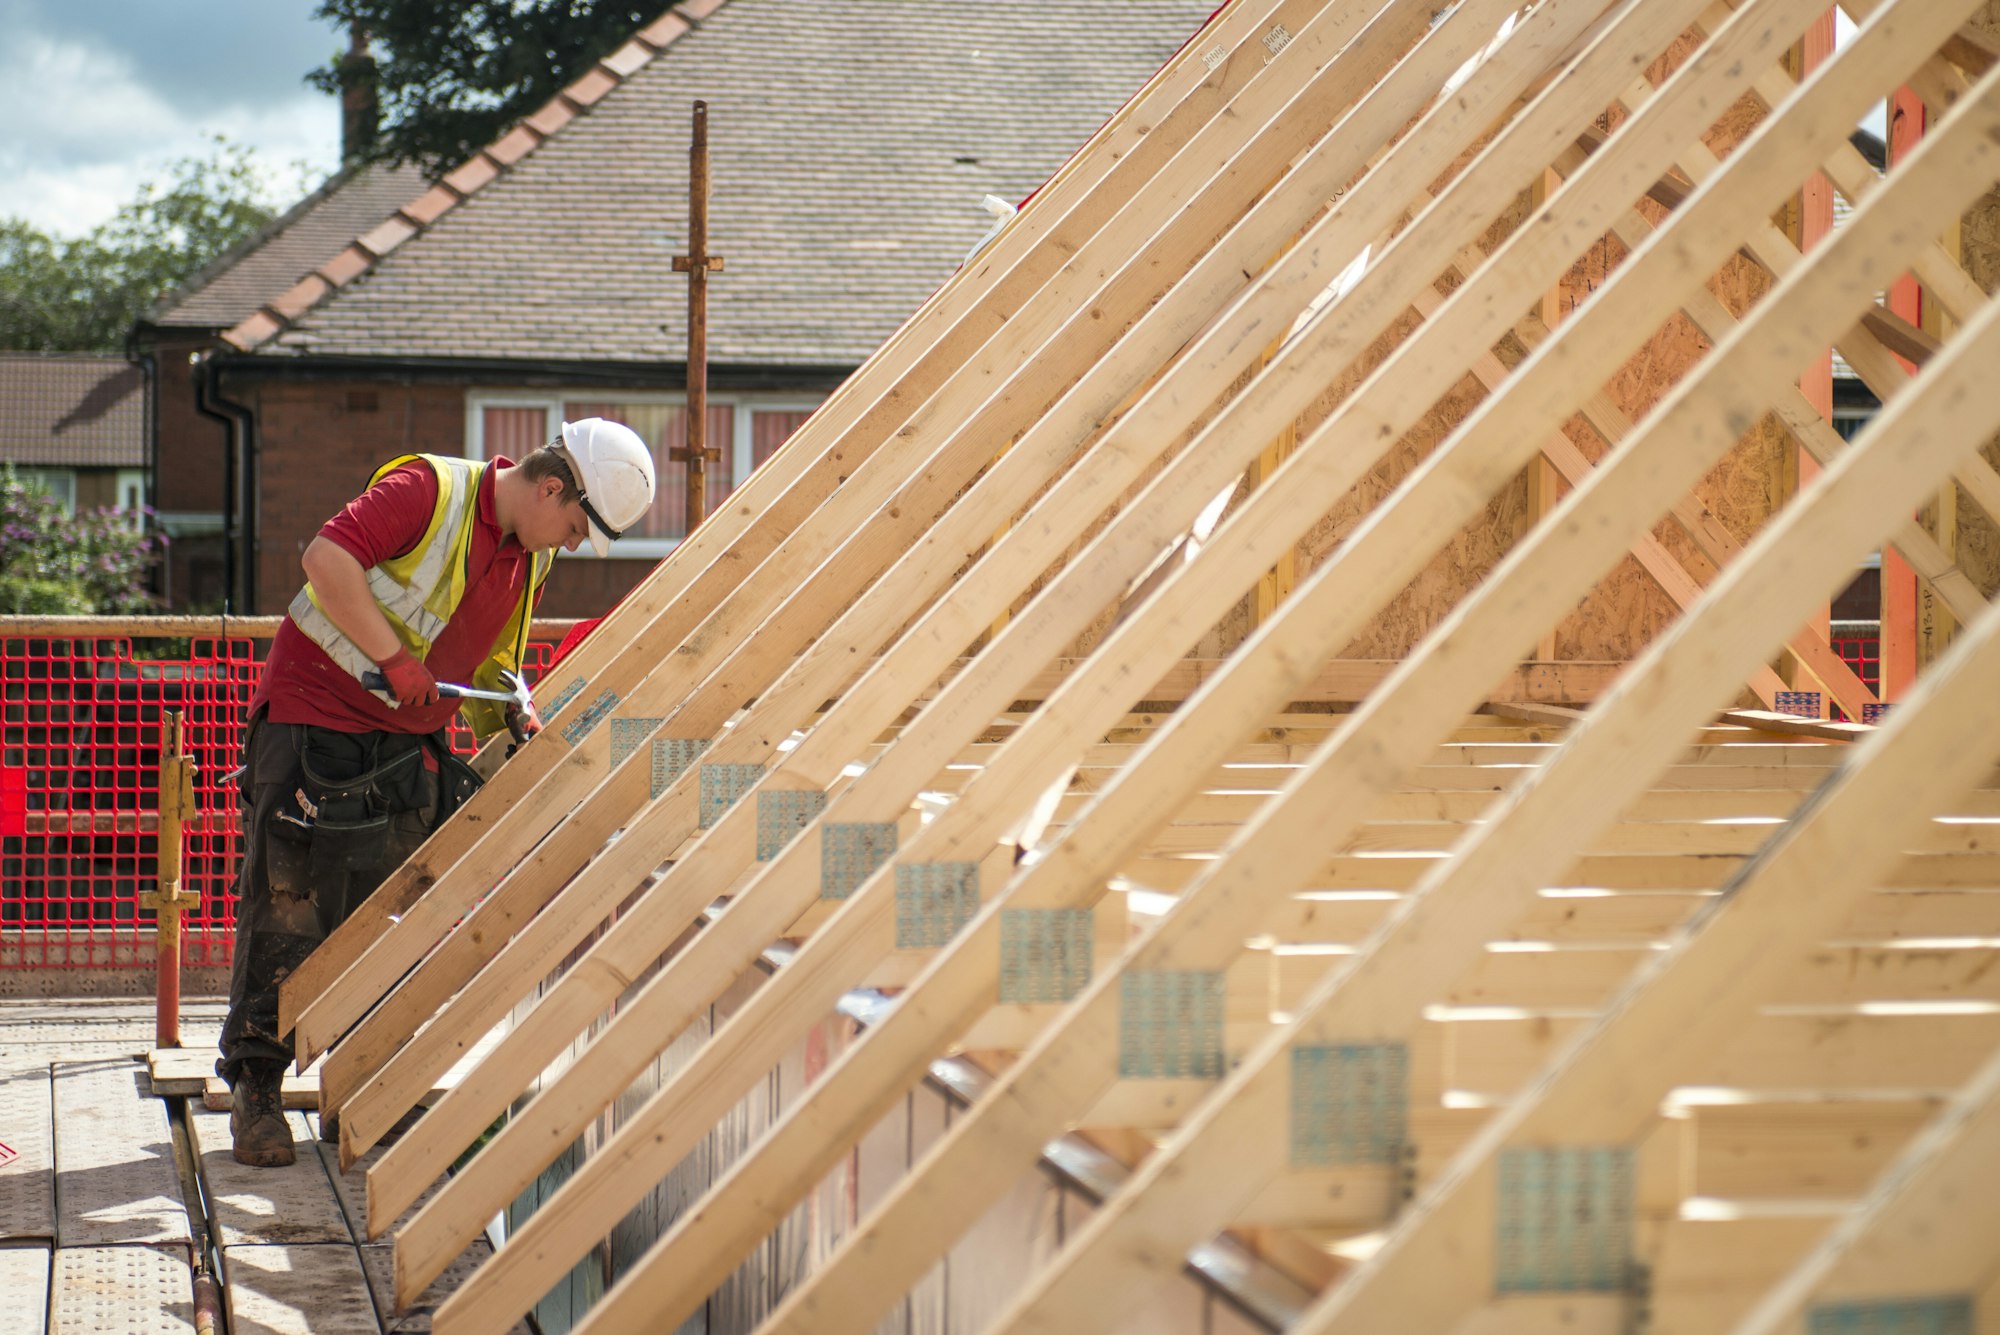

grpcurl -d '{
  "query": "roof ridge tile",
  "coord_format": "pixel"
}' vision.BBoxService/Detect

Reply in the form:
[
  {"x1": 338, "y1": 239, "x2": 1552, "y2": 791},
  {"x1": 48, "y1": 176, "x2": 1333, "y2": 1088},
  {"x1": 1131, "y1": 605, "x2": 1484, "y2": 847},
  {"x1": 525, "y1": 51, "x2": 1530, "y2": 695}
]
[{"x1": 220, "y1": 0, "x2": 727, "y2": 353}]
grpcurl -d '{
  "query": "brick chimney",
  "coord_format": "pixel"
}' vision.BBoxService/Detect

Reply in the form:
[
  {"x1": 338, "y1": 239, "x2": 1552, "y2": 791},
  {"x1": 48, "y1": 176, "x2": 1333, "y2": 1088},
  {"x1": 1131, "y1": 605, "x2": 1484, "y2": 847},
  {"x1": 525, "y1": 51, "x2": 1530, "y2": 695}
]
[{"x1": 339, "y1": 23, "x2": 378, "y2": 163}]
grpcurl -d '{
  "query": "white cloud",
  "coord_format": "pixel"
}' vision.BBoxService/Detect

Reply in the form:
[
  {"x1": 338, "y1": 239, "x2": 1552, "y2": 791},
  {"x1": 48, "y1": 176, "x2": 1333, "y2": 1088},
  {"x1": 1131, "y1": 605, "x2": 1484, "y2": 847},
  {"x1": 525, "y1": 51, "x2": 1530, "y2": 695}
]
[{"x1": 0, "y1": 6, "x2": 341, "y2": 237}]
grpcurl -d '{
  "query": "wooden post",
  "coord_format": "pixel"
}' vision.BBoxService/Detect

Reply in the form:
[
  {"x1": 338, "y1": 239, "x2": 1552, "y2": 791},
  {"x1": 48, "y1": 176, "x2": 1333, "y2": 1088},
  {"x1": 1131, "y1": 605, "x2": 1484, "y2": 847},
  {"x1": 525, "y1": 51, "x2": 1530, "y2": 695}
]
[
  {"x1": 140, "y1": 712, "x2": 198, "y2": 1050},
  {"x1": 1880, "y1": 85, "x2": 1927, "y2": 699},
  {"x1": 672, "y1": 100, "x2": 725, "y2": 534},
  {"x1": 1792, "y1": 8, "x2": 1836, "y2": 662}
]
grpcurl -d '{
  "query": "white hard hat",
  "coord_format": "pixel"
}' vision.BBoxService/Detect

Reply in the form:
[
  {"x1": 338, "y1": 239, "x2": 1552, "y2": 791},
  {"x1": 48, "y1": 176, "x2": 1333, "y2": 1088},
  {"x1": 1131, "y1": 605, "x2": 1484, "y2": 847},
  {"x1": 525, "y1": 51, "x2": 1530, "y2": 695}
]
[{"x1": 559, "y1": 417, "x2": 657, "y2": 556}]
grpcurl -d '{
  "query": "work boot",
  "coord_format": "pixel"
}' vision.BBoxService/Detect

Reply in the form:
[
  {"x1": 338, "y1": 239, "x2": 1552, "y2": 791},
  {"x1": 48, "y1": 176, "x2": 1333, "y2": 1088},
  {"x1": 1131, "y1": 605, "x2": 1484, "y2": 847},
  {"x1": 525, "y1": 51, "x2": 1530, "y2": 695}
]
[{"x1": 231, "y1": 1063, "x2": 295, "y2": 1167}]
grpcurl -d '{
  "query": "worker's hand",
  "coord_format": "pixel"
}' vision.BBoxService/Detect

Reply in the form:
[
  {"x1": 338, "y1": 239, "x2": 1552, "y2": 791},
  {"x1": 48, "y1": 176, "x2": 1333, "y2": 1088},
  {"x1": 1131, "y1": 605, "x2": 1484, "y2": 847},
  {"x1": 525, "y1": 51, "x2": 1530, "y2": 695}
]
[{"x1": 376, "y1": 646, "x2": 440, "y2": 708}]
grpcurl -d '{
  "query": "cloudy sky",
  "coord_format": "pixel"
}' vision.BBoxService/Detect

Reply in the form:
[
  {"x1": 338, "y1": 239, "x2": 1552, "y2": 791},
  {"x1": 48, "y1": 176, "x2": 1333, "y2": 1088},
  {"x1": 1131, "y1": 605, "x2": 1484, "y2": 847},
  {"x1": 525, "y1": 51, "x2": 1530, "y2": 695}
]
[
  {"x1": 0, "y1": 0, "x2": 347, "y2": 237},
  {"x1": 0, "y1": 3, "x2": 1885, "y2": 242}
]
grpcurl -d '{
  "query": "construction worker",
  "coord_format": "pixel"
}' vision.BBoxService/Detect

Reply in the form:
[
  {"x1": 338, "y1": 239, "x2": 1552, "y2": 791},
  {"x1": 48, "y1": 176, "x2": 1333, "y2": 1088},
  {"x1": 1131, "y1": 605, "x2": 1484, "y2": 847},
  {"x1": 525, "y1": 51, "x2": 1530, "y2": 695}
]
[{"x1": 219, "y1": 419, "x2": 655, "y2": 1166}]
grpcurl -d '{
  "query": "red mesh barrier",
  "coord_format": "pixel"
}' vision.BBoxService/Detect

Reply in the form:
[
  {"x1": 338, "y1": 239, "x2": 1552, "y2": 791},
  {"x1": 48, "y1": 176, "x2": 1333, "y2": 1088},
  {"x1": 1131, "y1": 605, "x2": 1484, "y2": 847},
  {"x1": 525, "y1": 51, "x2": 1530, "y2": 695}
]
[
  {"x1": 2, "y1": 634, "x2": 559, "y2": 971},
  {"x1": 1832, "y1": 634, "x2": 1882, "y2": 695}
]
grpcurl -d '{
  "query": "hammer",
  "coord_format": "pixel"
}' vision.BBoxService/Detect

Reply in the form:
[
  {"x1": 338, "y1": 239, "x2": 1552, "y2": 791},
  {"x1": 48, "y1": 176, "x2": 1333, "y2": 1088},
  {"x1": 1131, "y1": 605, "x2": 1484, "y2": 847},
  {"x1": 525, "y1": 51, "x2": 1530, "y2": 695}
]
[{"x1": 361, "y1": 667, "x2": 541, "y2": 743}]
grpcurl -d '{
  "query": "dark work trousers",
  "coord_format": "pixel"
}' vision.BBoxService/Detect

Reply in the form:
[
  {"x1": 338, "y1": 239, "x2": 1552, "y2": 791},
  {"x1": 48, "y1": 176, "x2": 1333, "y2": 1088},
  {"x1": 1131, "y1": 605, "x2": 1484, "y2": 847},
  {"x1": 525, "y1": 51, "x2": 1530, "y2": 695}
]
[{"x1": 217, "y1": 713, "x2": 469, "y2": 1085}]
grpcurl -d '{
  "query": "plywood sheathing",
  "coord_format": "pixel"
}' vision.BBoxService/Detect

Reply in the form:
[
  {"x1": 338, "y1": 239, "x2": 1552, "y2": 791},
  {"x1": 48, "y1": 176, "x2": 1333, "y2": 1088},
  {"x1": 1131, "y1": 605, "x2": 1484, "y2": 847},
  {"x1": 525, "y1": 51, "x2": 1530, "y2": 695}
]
[{"x1": 1935, "y1": 1, "x2": 2000, "y2": 604}]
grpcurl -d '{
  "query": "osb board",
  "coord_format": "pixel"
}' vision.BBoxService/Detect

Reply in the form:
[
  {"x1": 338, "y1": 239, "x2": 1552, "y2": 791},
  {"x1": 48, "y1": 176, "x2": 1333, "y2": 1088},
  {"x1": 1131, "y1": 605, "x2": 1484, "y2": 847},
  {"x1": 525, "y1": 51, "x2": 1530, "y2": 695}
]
[
  {"x1": 51, "y1": 1061, "x2": 190, "y2": 1248},
  {"x1": 1937, "y1": 21, "x2": 2000, "y2": 607},
  {"x1": 978, "y1": 353, "x2": 1234, "y2": 667},
  {"x1": 223, "y1": 1244, "x2": 380, "y2": 1335},
  {"x1": 1277, "y1": 29, "x2": 1799, "y2": 671},
  {"x1": 1201, "y1": 144, "x2": 1530, "y2": 662}
]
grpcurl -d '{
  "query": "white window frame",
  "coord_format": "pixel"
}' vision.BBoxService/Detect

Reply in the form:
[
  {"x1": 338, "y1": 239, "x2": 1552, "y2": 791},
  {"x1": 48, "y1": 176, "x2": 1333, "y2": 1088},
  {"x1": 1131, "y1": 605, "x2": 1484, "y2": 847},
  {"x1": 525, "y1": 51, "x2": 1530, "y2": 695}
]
[
  {"x1": 1830, "y1": 403, "x2": 1877, "y2": 442},
  {"x1": 465, "y1": 390, "x2": 822, "y2": 559},
  {"x1": 11, "y1": 467, "x2": 77, "y2": 514},
  {"x1": 115, "y1": 469, "x2": 146, "y2": 524}
]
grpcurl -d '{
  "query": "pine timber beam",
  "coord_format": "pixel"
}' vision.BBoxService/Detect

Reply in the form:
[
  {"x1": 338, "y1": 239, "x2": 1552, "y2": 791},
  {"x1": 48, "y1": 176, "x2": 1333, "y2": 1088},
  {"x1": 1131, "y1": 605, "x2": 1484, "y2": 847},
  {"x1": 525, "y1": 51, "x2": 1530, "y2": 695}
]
[
  {"x1": 412, "y1": 0, "x2": 1696, "y2": 1320},
  {"x1": 283, "y1": 0, "x2": 1305, "y2": 1058},
  {"x1": 497, "y1": 1, "x2": 1954, "y2": 1330},
  {"x1": 390, "y1": 0, "x2": 1584, "y2": 1295},
  {"x1": 984, "y1": 45, "x2": 2000, "y2": 1335},
  {"x1": 1728, "y1": 1043, "x2": 2000, "y2": 1334},
  {"x1": 666, "y1": 10, "x2": 2000, "y2": 1334},
  {"x1": 1285, "y1": 292, "x2": 2000, "y2": 1335},
  {"x1": 311, "y1": 0, "x2": 1377, "y2": 1088},
  {"x1": 340, "y1": 0, "x2": 1448, "y2": 1174}
]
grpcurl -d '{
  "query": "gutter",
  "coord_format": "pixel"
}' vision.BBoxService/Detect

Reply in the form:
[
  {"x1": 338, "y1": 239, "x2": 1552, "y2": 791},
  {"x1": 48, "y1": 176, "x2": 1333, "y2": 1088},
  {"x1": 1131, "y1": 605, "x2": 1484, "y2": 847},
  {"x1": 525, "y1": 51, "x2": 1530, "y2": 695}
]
[
  {"x1": 206, "y1": 350, "x2": 855, "y2": 395},
  {"x1": 192, "y1": 351, "x2": 257, "y2": 614}
]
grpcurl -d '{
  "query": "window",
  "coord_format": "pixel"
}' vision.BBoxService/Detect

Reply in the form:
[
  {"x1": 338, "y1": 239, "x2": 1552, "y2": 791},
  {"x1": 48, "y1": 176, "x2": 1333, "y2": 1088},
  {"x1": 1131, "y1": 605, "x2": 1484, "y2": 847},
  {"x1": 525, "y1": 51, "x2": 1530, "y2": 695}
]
[
  {"x1": 466, "y1": 392, "x2": 821, "y2": 557},
  {"x1": 1830, "y1": 404, "x2": 1877, "y2": 442},
  {"x1": 9, "y1": 467, "x2": 76, "y2": 514},
  {"x1": 116, "y1": 470, "x2": 146, "y2": 525}
]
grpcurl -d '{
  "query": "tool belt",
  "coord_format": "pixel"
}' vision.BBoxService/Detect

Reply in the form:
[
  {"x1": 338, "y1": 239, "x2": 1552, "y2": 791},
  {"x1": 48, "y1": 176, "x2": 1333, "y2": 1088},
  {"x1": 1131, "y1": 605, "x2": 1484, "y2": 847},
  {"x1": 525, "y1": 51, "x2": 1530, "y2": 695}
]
[{"x1": 265, "y1": 726, "x2": 482, "y2": 911}]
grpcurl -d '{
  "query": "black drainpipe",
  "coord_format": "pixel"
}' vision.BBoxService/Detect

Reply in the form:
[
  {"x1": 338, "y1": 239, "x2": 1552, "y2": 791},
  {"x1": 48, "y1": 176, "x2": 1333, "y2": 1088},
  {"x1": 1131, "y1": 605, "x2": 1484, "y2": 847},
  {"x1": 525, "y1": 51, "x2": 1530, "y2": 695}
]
[
  {"x1": 193, "y1": 352, "x2": 256, "y2": 614},
  {"x1": 123, "y1": 325, "x2": 162, "y2": 603}
]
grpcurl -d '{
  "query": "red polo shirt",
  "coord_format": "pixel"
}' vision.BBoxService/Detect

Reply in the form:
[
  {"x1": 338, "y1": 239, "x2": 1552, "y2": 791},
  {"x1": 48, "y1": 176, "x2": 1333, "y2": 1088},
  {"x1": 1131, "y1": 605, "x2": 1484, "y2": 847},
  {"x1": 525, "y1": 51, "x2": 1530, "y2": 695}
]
[{"x1": 251, "y1": 456, "x2": 541, "y2": 735}]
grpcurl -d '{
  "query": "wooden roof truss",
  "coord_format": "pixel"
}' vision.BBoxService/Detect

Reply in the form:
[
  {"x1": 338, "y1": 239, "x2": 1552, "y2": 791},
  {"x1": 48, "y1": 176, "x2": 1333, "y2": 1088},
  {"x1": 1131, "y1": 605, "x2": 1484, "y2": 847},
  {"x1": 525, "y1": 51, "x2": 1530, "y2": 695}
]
[{"x1": 274, "y1": 0, "x2": 2000, "y2": 1329}]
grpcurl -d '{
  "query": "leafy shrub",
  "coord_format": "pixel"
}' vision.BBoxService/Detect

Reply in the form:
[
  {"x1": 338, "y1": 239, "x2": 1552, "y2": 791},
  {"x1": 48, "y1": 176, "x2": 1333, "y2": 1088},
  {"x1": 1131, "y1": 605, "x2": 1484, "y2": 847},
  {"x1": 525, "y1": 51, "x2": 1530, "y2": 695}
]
[{"x1": 0, "y1": 466, "x2": 161, "y2": 614}]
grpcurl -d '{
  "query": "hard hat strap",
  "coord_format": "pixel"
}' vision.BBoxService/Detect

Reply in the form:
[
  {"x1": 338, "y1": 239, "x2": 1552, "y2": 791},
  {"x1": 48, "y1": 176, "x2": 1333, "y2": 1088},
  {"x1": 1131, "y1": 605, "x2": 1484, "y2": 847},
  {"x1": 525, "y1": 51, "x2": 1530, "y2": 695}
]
[{"x1": 578, "y1": 492, "x2": 625, "y2": 542}]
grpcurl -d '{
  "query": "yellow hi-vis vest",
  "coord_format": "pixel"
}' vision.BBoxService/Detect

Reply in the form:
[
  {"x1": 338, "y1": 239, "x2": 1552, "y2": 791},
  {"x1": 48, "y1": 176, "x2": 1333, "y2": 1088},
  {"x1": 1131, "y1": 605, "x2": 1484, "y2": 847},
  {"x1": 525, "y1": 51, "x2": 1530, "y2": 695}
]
[{"x1": 288, "y1": 453, "x2": 552, "y2": 739}]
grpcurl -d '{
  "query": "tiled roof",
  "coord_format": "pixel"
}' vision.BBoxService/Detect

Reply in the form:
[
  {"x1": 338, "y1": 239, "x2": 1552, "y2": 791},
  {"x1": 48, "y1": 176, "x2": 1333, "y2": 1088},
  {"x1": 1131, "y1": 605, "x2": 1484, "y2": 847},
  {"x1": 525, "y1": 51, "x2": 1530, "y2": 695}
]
[
  {"x1": 0, "y1": 354, "x2": 145, "y2": 467},
  {"x1": 226, "y1": 0, "x2": 1215, "y2": 367},
  {"x1": 153, "y1": 160, "x2": 431, "y2": 329}
]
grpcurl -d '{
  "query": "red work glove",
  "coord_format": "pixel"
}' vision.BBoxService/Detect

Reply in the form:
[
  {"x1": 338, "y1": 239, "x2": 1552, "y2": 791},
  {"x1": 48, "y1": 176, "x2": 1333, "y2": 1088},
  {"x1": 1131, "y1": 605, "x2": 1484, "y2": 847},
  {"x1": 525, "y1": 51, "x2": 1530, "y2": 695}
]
[{"x1": 376, "y1": 646, "x2": 439, "y2": 708}]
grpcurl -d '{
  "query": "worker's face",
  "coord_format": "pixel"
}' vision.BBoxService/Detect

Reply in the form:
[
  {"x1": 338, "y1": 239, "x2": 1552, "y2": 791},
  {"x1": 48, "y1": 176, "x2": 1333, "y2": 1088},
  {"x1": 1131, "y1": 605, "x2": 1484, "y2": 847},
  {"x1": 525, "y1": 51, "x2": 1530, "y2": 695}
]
[{"x1": 524, "y1": 477, "x2": 594, "y2": 553}]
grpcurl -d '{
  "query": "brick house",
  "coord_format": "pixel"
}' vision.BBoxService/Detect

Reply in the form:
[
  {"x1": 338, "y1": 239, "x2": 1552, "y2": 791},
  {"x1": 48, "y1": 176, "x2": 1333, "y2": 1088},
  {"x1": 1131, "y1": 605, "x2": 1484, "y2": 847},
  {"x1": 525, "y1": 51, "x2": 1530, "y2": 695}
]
[
  {"x1": 135, "y1": 0, "x2": 1213, "y2": 617},
  {"x1": 0, "y1": 354, "x2": 147, "y2": 516}
]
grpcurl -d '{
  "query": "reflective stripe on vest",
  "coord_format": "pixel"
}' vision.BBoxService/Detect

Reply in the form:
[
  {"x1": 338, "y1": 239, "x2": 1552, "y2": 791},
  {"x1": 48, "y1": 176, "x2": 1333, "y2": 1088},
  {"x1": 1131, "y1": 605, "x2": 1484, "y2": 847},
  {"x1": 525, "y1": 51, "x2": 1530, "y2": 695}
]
[{"x1": 288, "y1": 455, "x2": 484, "y2": 695}]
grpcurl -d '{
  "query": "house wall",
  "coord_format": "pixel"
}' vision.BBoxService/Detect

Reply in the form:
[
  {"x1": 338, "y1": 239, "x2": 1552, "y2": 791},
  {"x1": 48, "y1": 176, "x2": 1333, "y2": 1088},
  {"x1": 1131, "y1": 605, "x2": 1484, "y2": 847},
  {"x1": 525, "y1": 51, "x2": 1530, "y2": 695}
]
[
  {"x1": 211, "y1": 374, "x2": 660, "y2": 619},
  {"x1": 149, "y1": 331, "x2": 234, "y2": 610}
]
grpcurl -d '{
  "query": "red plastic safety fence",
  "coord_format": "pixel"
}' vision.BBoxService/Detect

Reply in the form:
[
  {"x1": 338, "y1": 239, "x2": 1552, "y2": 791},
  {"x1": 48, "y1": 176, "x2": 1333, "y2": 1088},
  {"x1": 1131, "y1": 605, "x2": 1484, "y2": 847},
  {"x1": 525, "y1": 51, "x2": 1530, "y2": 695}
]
[
  {"x1": 1832, "y1": 632, "x2": 1882, "y2": 694},
  {"x1": 1, "y1": 635, "x2": 259, "y2": 968},
  {"x1": 1, "y1": 634, "x2": 558, "y2": 971}
]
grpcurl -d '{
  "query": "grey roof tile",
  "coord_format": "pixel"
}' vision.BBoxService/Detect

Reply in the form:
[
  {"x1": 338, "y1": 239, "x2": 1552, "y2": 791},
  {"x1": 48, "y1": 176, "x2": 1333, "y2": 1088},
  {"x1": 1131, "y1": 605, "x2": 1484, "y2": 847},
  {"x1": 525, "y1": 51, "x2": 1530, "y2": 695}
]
[
  {"x1": 153, "y1": 160, "x2": 430, "y2": 329},
  {"x1": 256, "y1": 0, "x2": 1215, "y2": 367},
  {"x1": 0, "y1": 354, "x2": 145, "y2": 467}
]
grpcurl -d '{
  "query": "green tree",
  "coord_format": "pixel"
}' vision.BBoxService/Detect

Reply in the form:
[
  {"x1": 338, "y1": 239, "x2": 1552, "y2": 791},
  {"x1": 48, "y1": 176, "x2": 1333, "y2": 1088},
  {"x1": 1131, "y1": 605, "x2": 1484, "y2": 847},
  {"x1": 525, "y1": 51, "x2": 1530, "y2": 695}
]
[
  {"x1": 309, "y1": 2, "x2": 658, "y2": 173},
  {"x1": 0, "y1": 138, "x2": 287, "y2": 353},
  {"x1": 0, "y1": 467, "x2": 160, "y2": 614}
]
